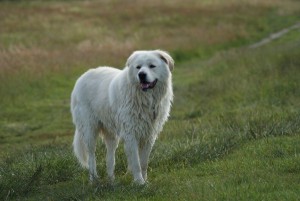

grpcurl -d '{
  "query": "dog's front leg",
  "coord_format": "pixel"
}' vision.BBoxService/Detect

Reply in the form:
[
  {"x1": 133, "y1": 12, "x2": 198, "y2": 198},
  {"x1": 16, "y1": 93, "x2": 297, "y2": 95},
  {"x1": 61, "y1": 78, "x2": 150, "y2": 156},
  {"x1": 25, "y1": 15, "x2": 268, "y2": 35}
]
[
  {"x1": 139, "y1": 139, "x2": 154, "y2": 182},
  {"x1": 123, "y1": 135, "x2": 145, "y2": 185}
]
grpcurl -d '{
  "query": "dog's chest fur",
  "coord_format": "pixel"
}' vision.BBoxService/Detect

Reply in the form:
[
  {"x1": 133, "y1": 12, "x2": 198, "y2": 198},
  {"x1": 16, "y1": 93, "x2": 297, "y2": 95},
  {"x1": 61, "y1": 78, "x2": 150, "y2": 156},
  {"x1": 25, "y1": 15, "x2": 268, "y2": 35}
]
[{"x1": 113, "y1": 86, "x2": 167, "y2": 140}]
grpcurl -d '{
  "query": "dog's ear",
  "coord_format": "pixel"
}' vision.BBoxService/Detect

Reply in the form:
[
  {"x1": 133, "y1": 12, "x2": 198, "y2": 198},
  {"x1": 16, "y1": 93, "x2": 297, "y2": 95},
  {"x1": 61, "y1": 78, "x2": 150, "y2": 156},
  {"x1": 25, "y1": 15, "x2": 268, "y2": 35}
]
[
  {"x1": 155, "y1": 50, "x2": 174, "y2": 71},
  {"x1": 126, "y1": 51, "x2": 138, "y2": 68}
]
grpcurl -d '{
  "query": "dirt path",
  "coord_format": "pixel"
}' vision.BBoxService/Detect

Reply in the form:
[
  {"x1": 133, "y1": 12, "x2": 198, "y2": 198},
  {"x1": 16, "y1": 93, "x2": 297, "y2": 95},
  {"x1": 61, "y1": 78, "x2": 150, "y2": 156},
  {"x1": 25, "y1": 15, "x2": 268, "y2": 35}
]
[{"x1": 249, "y1": 22, "x2": 300, "y2": 48}]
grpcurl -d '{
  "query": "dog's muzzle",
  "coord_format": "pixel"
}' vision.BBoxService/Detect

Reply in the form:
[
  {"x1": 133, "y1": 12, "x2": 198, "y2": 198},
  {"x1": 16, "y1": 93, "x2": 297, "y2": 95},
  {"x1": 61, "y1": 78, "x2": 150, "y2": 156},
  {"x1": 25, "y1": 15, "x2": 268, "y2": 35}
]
[{"x1": 138, "y1": 72, "x2": 158, "y2": 92}]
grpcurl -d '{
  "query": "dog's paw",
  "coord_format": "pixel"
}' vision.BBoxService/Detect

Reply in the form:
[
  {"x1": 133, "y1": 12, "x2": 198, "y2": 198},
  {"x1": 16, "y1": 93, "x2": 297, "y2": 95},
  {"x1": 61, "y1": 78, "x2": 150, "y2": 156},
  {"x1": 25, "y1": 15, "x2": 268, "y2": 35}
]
[
  {"x1": 89, "y1": 175, "x2": 100, "y2": 186},
  {"x1": 134, "y1": 177, "x2": 146, "y2": 185},
  {"x1": 108, "y1": 175, "x2": 116, "y2": 184}
]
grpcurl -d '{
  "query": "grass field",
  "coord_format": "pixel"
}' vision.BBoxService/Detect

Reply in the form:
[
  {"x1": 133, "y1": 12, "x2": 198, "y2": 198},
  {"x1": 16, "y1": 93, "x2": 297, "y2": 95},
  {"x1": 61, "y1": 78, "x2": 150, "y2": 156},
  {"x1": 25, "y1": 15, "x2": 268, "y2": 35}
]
[{"x1": 0, "y1": 0, "x2": 300, "y2": 200}]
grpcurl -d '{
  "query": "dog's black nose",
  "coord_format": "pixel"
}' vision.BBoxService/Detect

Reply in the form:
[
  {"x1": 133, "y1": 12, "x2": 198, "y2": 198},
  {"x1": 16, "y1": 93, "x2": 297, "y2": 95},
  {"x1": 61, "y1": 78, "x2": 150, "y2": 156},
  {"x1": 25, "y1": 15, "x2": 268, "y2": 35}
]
[{"x1": 138, "y1": 72, "x2": 147, "y2": 81}]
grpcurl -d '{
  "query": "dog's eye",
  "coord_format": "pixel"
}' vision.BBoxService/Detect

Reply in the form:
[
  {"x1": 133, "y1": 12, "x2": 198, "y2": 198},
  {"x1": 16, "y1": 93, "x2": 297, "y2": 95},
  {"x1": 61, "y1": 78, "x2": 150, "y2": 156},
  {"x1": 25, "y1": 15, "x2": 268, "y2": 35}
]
[
  {"x1": 136, "y1": 65, "x2": 141, "y2": 69},
  {"x1": 149, "y1": 64, "x2": 156, "y2": 68}
]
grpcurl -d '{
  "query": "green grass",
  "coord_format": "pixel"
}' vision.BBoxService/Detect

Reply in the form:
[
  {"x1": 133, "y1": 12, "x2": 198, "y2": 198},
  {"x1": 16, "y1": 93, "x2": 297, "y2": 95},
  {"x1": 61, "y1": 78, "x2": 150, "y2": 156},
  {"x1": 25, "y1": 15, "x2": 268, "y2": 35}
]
[{"x1": 0, "y1": 0, "x2": 300, "y2": 200}]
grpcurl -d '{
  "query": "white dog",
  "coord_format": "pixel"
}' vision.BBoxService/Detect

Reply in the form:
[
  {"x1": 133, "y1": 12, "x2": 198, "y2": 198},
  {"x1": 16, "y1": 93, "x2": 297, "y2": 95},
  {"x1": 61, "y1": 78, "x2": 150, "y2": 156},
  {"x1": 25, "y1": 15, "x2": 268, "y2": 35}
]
[{"x1": 71, "y1": 50, "x2": 174, "y2": 184}]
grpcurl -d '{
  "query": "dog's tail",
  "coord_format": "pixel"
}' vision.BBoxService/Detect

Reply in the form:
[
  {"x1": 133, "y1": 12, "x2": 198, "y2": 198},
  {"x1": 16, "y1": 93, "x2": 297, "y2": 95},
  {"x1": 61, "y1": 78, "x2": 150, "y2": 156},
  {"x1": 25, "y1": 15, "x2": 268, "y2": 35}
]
[{"x1": 73, "y1": 129, "x2": 88, "y2": 168}]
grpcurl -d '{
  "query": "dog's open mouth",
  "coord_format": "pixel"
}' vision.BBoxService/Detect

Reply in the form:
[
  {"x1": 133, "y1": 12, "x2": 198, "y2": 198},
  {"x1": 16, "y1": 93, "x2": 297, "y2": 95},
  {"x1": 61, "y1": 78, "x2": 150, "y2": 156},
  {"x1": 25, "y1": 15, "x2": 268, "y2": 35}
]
[{"x1": 140, "y1": 79, "x2": 158, "y2": 91}]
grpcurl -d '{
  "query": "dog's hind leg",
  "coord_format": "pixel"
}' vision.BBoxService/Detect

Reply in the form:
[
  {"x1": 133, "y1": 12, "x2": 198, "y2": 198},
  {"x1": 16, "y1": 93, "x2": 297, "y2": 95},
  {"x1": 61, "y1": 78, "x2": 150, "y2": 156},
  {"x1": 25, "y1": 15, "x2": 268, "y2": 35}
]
[
  {"x1": 83, "y1": 126, "x2": 99, "y2": 183},
  {"x1": 104, "y1": 136, "x2": 119, "y2": 183}
]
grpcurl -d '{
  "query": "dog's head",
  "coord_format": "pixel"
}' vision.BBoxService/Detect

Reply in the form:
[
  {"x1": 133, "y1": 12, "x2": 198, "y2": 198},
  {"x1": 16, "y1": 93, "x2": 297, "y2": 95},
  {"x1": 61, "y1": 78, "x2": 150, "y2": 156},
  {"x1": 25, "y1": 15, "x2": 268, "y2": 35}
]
[{"x1": 126, "y1": 50, "x2": 174, "y2": 92}]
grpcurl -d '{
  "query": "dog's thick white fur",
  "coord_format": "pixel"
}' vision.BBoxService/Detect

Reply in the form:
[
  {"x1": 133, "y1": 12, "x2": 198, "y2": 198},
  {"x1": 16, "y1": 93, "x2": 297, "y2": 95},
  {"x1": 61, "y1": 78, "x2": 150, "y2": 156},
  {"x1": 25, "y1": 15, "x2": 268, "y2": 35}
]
[{"x1": 71, "y1": 50, "x2": 174, "y2": 184}]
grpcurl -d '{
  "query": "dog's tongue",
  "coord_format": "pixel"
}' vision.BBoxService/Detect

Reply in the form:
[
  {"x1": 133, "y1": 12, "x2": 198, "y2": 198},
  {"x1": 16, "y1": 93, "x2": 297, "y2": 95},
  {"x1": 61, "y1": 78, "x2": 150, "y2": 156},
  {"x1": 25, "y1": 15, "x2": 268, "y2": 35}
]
[
  {"x1": 141, "y1": 83, "x2": 150, "y2": 91},
  {"x1": 140, "y1": 79, "x2": 157, "y2": 91}
]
